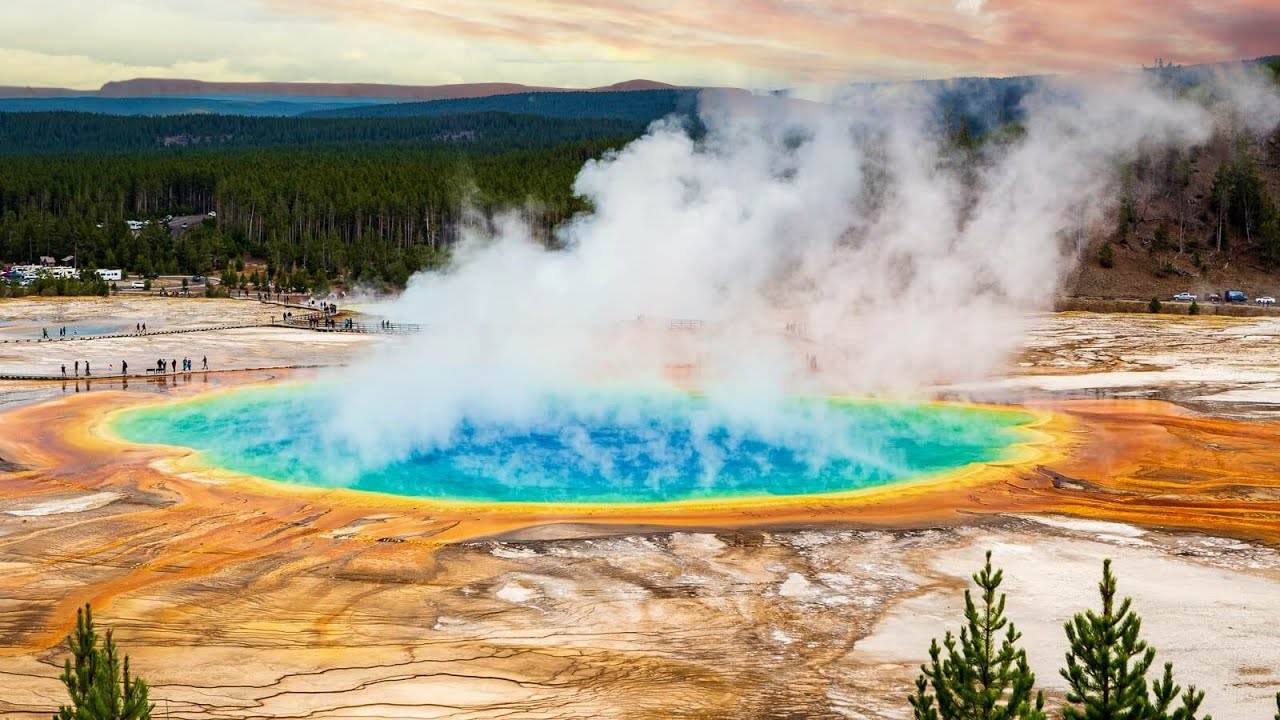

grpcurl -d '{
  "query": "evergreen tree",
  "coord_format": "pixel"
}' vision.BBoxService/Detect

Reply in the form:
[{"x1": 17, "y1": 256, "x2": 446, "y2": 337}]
[
  {"x1": 909, "y1": 551, "x2": 1046, "y2": 720},
  {"x1": 1098, "y1": 243, "x2": 1116, "y2": 269},
  {"x1": 55, "y1": 604, "x2": 153, "y2": 720},
  {"x1": 1147, "y1": 662, "x2": 1208, "y2": 720},
  {"x1": 1061, "y1": 559, "x2": 1208, "y2": 720}
]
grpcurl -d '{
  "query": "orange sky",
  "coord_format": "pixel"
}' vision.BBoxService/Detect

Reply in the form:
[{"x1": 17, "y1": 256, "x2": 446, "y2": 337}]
[{"x1": 0, "y1": 0, "x2": 1276, "y2": 89}]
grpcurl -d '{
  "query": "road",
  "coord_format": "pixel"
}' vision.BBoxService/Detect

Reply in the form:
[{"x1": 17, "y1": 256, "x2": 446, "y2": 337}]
[{"x1": 167, "y1": 214, "x2": 213, "y2": 235}]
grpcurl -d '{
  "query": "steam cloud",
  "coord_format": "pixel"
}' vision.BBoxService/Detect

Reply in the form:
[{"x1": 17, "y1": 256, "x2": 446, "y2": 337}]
[{"x1": 326, "y1": 69, "x2": 1279, "y2": 471}]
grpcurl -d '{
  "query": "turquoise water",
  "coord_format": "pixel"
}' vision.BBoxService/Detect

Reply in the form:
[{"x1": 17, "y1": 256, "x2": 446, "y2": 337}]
[{"x1": 110, "y1": 384, "x2": 1035, "y2": 504}]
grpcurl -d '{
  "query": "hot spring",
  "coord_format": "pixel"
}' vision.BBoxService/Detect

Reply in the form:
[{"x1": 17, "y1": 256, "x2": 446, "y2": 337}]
[{"x1": 109, "y1": 384, "x2": 1037, "y2": 504}]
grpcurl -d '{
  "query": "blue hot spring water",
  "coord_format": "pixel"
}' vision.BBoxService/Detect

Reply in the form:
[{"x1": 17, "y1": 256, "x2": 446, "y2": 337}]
[{"x1": 109, "y1": 384, "x2": 1036, "y2": 504}]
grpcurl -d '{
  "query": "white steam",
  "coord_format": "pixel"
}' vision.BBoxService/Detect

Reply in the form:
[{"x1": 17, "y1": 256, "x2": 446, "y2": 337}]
[{"x1": 326, "y1": 72, "x2": 1278, "y2": 471}]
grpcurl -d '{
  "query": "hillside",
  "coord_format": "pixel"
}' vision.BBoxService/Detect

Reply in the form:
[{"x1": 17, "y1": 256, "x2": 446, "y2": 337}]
[
  {"x1": 96, "y1": 77, "x2": 685, "y2": 99},
  {"x1": 302, "y1": 89, "x2": 705, "y2": 123},
  {"x1": 1069, "y1": 118, "x2": 1280, "y2": 300},
  {"x1": 0, "y1": 78, "x2": 698, "y2": 118}
]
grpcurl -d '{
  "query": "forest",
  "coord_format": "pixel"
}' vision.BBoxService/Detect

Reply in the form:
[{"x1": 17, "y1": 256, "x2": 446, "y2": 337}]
[
  {"x1": 0, "y1": 111, "x2": 647, "y2": 153},
  {"x1": 0, "y1": 115, "x2": 639, "y2": 288}
]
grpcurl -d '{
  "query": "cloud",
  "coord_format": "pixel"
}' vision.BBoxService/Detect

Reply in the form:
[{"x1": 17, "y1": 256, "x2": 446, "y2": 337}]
[{"x1": 1, "y1": 0, "x2": 1276, "y2": 88}]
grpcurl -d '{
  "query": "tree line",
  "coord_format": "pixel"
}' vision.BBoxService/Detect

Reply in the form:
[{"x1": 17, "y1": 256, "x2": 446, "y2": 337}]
[
  {"x1": 0, "y1": 135, "x2": 631, "y2": 287},
  {"x1": 0, "y1": 111, "x2": 645, "y2": 154}
]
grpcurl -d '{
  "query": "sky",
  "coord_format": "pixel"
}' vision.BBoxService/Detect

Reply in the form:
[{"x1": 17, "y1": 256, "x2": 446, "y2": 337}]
[{"x1": 1, "y1": 0, "x2": 1277, "y2": 90}]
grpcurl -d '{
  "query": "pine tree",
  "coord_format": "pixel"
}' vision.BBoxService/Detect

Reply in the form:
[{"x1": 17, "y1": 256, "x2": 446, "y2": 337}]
[
  {"x1": 909, "y1": 551, "x2": 1046, "y2": 720},
  {"x1": 55, "y1": 603, "x2": 153, "y2": 720},
  {"x1": 1061, "y1": 560, "x2": 1209, "y2": 720},
  {"x1": 1061, "y1": 559, "x2": 1154, "y2": 720},
  {"x1": 1147, "y1": 662, "x2": 1209, "y2": 720}
]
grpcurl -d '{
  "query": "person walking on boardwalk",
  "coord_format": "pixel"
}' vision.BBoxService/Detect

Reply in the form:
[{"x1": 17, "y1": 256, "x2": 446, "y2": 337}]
[
  {"x1": 202, "y1": 356, "x2": 208, "y2": 370},
  {"x1": 85, "y1": 361, "x2": 90, "y2": 376},
  {"x1": 61, "y1": 364, "x2": 66, "y2": 377},
  {"x1": 42, "y1": 327, "x2": 48, "y2": 339},
  {"x1": 74, "y1": 360, "x2": 79, "y2": 376},
  {"x1": 121, "y1": 360, "x2": 128, "y2": 376}
]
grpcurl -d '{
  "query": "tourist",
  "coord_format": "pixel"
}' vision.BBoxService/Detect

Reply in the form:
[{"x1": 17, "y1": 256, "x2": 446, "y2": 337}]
[
  {"x1": 85, "y1": 361, "x2": 90, "y2": 376},
  {"x1": 61, "y1": 364, "x2": 66, "y2": 377},
  {"x1": 121, "y1": 360, "x2": 128, "y2": 375},
  {"x1": 202, "y1": 356, "x2": 208, "y2": 370},
  {"x1": 74, "y1": 360, "x2": 79, "y2": 376},
  {"x1": 171, "y1": 358, "x2": 177, "y2": 374},
  {"x1": 142, "y1": 323, "x2": 147, "y2": 332},
  {"x1": 42, "y1": 327, "x2": 48, "y2": 339}
]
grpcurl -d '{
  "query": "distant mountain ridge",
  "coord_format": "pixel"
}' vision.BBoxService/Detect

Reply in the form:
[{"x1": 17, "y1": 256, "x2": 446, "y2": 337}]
[
  {"x1": 1, "y1": 56, "x2": 1273, "y2": 122},
  {"x1": 0, "y1": 78, "x2": 683, "y2": 100},
  {"x1": 302, "y1": 89, "x2": 711, "y2": 123}
]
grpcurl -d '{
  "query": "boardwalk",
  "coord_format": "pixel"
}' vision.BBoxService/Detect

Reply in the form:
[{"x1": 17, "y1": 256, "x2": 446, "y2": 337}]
[
  {"x1": 0, "y1": 323, "x2": 271, "y2": 345},
  {"x1": 0, "y1": 363, "x2": 336, "y2": 382},
  {"x1": 280, "y1": 316, "x2": 421, "y2": 334}
]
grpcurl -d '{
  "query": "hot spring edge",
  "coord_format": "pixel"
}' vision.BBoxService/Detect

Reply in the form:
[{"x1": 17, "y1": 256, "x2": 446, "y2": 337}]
[{"x1": 105, "y1": 383, "x2": 1047, "y2": 506}]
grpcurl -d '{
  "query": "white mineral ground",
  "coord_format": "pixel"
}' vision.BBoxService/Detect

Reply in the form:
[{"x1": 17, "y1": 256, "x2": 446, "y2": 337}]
[{"x1": 0, "y1": 297, "x2": 1279, "y2": 719}]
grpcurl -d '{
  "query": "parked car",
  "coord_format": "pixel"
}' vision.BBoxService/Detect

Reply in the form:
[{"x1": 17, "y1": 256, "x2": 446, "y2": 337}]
[
  {"x1": 1204, "y1": 292, "x2": 1221, "y2": 302},
  {"x1": 1224, "y1": 290, "x2": 1248, "y2": 303},
  {"x1": 1172, "y1": 292, "x2": 1196, "y2": 302},
  {"x1": 130, "y1": 280, "x2": 146, "y2": 289},
  {"x1": 1256, "y1": 296, "x2": 1276, "y2": 305}
]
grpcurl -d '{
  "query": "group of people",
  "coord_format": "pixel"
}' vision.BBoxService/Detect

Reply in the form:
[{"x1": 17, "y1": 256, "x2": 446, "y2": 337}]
[
  {"x1": 133, "y1": 322, "x2": 148, "y2": 333},
  {"x1": 60, "y1": 360, "x2": 92, "y2": 377},
  {"x1": 308, "y1": 315, "x2": 351, "y2": 329},
  {"x1": 154, "y1": 356, "x2": 208, "y2": 373},
  {"x1": 41, "y1": 326, "x2": 73, "y2": 339},
  {"x1": 57, "y1": 356, "x2": 208, "y2": 378}
]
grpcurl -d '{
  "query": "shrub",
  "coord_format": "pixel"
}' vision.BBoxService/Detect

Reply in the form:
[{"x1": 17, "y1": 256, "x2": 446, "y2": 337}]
[
  {"x1": 1189, "y1": 299, "x2": 1200, "y2": 315},
  {"x1": 1149, "y1": 296, "x2": 1163, "y2": 313},
  {"x1": 1098, "y1": 242, "x2": 1116, "y2": 269}
]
